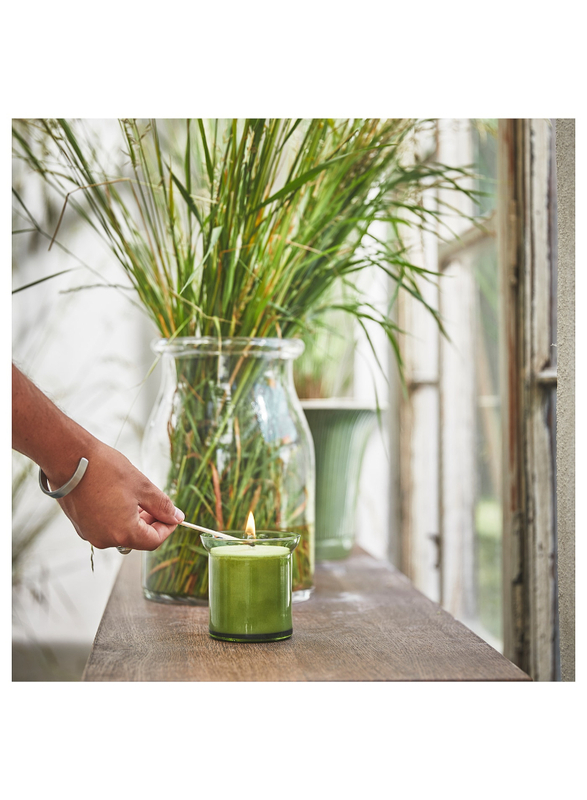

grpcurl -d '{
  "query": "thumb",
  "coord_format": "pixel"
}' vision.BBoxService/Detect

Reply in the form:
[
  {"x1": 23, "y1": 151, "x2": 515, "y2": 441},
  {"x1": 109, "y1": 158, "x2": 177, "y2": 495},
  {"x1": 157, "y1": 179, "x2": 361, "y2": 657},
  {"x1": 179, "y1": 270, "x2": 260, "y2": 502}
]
[{"x1": 138, "y1": 479, "x2": 185, "y2": 525}]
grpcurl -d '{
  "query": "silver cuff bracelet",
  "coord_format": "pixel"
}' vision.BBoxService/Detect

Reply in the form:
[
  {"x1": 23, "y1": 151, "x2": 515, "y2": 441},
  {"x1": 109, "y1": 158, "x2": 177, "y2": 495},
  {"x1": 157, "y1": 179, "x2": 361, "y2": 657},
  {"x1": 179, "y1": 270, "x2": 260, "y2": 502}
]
[{"x1": 39, "y1": 457, "x2": 89, "y2": 499}]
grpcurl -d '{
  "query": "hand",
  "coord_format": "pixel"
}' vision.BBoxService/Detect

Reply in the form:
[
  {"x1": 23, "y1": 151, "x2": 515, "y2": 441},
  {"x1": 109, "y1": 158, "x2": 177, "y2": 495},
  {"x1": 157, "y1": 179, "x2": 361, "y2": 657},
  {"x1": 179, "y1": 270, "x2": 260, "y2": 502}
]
[
  {"x1": 13, "y1": 363, "x2": 184, "y2": 551},
  {"x1": 55, "y1": 438, "x2": 185, "y2": 551}
]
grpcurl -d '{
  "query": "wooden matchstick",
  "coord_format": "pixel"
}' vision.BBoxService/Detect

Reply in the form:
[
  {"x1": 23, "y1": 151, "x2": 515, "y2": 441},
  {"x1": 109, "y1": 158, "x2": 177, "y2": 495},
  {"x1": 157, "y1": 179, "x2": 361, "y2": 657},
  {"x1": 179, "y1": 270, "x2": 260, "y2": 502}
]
[{"x1": 178, "y1": 520, "x2": 241, "y2": 540}]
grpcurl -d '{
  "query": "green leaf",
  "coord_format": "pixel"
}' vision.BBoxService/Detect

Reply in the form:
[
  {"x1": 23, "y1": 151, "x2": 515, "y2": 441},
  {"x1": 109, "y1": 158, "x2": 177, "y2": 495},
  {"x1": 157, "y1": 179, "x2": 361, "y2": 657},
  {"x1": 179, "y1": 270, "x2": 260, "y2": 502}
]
[
  {"x1": 12, "y1": 268, "x2": 78, "y2": 293},
  {"x1": 170, "y1": 169, "x2": 203, "y2": 228},
  {"x1": 179, "y1": 225, "x2": 223, "y2": 295}
]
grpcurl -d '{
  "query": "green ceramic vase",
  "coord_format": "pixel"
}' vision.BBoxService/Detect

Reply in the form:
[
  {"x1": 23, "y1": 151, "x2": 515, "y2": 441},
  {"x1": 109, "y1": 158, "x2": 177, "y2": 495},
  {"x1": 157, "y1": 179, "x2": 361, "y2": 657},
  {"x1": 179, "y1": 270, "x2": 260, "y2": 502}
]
[{"x1": 301, "y1": 400, "x2": 377, "y2": 560}]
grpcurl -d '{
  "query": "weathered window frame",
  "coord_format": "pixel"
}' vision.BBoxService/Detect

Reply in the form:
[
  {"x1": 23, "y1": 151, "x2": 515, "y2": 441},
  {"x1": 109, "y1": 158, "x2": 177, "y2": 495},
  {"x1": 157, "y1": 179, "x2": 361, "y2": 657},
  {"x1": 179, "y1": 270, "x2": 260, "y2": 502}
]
[
  {"x1": 396, "y1": 119, "x2": 564, "y2": 679},
  {"x1": 498, "y1": 119, "x2": 560, "y2": 680}
]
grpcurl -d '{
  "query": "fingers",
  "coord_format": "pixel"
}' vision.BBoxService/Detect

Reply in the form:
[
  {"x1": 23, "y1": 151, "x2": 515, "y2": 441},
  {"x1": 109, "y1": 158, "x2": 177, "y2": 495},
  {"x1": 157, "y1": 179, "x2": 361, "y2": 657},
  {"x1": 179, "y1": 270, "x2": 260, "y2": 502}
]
[
  {"x1": 139, "y1": 509, "x2": 156, "y2": 525},
  {"x1": 136, "y1": 514, "x2": 178, "y2": 551},
  {"x1": 138, "y1": 478, "x2": 185, "y2": 526}
]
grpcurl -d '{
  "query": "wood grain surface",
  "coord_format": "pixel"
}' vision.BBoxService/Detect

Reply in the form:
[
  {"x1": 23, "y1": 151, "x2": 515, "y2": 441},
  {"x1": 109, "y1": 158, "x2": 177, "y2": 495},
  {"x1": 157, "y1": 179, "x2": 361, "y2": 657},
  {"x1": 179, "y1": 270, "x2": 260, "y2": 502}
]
[{"x1": 82, "y1": 549, "x2": 530, "y2": 681}]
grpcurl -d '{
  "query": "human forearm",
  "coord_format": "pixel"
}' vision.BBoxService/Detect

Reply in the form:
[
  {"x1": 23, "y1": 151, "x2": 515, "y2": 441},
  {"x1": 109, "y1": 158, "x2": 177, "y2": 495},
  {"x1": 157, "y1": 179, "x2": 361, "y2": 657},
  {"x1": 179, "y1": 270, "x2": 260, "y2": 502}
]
[{"x1": 12, "y1": 363, "x2": 95, "y2": 487}]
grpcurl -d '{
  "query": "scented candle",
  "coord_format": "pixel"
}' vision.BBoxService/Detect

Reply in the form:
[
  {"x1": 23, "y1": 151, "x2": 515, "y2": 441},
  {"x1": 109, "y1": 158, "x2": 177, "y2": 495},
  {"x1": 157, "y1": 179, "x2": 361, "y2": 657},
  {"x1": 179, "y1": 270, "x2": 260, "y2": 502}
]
[{"x1": 200, "y1": 531, "x2": 300, "y2": 642}]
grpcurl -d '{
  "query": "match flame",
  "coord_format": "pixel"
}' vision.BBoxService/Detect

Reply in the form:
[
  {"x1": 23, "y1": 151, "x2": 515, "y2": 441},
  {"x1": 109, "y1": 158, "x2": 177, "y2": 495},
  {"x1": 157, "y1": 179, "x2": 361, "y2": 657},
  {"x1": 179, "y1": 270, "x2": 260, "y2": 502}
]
[{"x1": 245, "y1": 511, "x2": 256, "y2": 539}]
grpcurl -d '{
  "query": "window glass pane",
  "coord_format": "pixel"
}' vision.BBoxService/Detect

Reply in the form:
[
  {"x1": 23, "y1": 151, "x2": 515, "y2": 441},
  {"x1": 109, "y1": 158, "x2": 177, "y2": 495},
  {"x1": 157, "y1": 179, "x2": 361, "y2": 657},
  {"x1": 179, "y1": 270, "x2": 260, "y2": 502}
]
[
  {"x1": 472, "y1": 237, "x2": 502, "y2": 646},
  {"x1": 472, "y1": 120, "x2": 498, "y2": 217},
  {"x1": 405, "y1": 120, "x2": 505, "y2": 651}
]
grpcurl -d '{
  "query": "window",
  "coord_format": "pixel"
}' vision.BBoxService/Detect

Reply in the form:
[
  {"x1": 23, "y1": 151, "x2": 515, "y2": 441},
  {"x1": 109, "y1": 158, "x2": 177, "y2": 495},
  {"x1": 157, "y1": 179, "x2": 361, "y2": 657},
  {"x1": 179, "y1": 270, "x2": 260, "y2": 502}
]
[{"x1": 396, "y1": 119, "x2": 561, "y2": 677}]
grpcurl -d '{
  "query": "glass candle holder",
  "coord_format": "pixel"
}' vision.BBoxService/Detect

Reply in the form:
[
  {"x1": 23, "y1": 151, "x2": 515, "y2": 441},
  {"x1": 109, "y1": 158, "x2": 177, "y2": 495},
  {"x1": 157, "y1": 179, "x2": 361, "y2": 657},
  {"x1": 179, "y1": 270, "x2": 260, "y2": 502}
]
[{"x1": 200, "y1": 531, "x2": 301, "y2": 643}]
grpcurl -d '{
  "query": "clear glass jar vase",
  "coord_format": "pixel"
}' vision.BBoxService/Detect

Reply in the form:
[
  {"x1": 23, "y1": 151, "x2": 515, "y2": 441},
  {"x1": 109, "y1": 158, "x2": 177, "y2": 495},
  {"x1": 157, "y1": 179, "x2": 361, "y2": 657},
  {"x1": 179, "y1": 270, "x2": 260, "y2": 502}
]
[{"x1": 141, "y1": 337, "x2": 315, "y2": 605}]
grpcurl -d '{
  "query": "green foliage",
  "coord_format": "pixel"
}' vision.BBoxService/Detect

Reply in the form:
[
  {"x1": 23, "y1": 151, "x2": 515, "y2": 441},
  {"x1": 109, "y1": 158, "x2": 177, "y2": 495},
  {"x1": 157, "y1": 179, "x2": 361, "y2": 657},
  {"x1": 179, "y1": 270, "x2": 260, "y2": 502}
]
[{"x1": 12, "y1": 118, "x2": 477, "y2": 378}]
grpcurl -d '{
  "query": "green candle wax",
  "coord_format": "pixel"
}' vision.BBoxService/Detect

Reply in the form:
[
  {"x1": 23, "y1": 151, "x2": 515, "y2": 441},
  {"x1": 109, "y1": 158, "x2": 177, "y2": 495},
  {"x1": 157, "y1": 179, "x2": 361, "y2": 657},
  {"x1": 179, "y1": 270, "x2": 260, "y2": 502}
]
[{"x1": 208, "y1": 544, "x2": 293, "y2": 642}]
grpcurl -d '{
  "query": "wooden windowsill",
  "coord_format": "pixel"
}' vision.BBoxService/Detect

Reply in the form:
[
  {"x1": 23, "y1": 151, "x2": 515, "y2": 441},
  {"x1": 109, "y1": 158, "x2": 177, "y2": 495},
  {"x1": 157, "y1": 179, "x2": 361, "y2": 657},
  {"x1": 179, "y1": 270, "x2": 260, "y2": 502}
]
[{"x1": 82, "y1": 548, "x2": 530, "y2": 682}]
